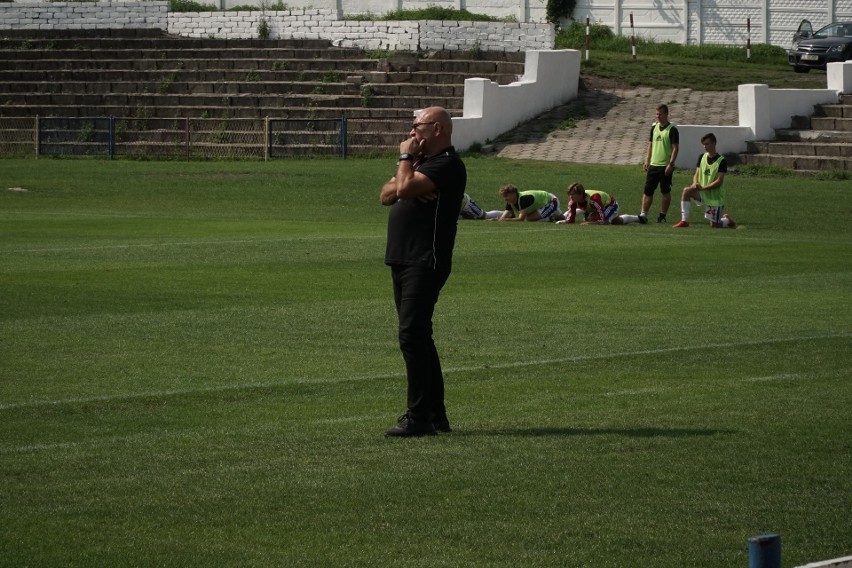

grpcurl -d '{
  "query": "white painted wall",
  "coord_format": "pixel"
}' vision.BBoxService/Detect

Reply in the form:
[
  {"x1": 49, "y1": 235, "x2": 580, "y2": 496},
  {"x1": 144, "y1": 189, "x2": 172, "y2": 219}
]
[
  {"x1": 0, "y1": 0, "x2": 169, "y2": 30},
  {"x1": 675, "y1": 64, "x2": 849, "y2": 168},
  {"x1": 210, "y1": 0, "x2": 852, "y2": 47},
  {"x1": 166, "y1": 12, "x2": 553, "y2": 51},
  {"x1": 5, "y1": 0, "x2": 852, "y2": 48},
  {"x1": 0, "y1": 3, "x2": 554, "y2": 52},
  {"x1": 452, "y1": 49, "x2": 581, "y2": 150},
  {"x1": 828, "y1": 60, "x2": 852, "y2": 92}
]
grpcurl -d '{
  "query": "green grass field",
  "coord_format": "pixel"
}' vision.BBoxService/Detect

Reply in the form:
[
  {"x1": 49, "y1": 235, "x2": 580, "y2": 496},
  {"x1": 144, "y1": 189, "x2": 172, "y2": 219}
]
[{"x1": 1, "y1": 158, "x2": 850, "y2": 567}]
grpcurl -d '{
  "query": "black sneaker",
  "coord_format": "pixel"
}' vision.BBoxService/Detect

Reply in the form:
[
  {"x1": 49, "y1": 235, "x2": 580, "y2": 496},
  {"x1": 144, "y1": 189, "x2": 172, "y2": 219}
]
[
  {"x1": 638, "y1": 214, "x2": 648, "y2": 225},
  {"x1": 432, "y1": 414, "x2": 452, "y2": 433},
  {"x1": 384, "y1": 413, "x2": 437, "y2": 437},
  {"x1": 657, "y1": 213, "x2": 667, "y2": 223}
]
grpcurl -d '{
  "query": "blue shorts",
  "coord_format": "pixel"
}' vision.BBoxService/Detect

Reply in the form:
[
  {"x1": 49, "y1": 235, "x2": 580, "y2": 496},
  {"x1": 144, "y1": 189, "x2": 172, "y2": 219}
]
[{"x1": 537, "y1": 197, "x2": 561, "y2": 221}]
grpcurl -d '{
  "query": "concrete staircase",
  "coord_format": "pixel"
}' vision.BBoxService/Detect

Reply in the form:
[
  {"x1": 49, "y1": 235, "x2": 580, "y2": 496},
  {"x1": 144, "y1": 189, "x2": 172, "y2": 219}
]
[
  {"x1": 0, "y1": 29, "x2": 525, "y2": 155},
  {"x1": 738, "y1": 94, "x2": 852, "y2": 172}
]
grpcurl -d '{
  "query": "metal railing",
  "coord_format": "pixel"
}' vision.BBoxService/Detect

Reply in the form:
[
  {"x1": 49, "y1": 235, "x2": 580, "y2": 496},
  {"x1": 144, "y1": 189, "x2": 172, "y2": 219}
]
[{"x1": 0, "y1": 115, "x2": 410, "y2": 159}]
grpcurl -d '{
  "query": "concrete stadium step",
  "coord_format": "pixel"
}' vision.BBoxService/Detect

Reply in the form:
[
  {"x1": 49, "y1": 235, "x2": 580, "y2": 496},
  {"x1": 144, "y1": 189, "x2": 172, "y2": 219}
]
[
  {"x1": 737, "y1": 153, "x2": 852, "y2": 171},
  {"x1": 0, "y1": 69, "x2": 502, "y2": 92},
  {"x1": 0, "y1": 79, "x2": 466, "y2": 98},
  {"x1": 0, "y1": 33, "x2": 333, "y2": 50},
  {"x1": 3, "y1": 91, "x2": 464, "y2": 113},
  {"x1": 0, "y1": 47, "x2": 372, "y2": 62},
  {"x1": 0, "y1": 31, "x2": 521, "y2": 154},
  {"x1": 737, "y1": 95, "x2": 852, "y2": 171},
  {"x1": 774, "y1": 129, "x2": 852, "y2": 143},
  {"x1": 1, "y1": 58, "x2": 522, "y2": 85},
  {"x1": 2, "y1": 57, "x2": 382, "y2": 72},
  {"x1": 790, "y1": 95, "x2": 852, "y2": 131},
  {"x1": 2, "y1": 104, "x2": 440, "y2": 120},
  {"x1": 0, "y1": 80, "x2": 366, "y2": 97}
]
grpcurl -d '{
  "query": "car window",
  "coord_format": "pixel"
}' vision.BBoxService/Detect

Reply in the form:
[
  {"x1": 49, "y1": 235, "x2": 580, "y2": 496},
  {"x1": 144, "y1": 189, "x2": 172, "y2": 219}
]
[
  {"x1": 814, "y1": 23, "x2": 847, "y2": 38},
  {"x1": 796, "y1": 19, "x2": 813, "y2": 36}
]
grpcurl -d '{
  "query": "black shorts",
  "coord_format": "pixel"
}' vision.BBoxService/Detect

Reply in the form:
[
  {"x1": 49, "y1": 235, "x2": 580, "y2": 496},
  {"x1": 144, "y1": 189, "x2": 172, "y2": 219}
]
[{"x1": 644, "y1": 165, "x2": 672, "y2": 196}]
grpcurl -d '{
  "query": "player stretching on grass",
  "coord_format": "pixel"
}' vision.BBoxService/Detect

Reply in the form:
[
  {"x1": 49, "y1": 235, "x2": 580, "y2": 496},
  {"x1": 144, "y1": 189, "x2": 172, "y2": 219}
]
[
  {"x1": 556, "y1": 183, "x2": 643, "y2": 225},
  {"x1": 459, "y1": 193, "x2": 502, "y2": 220},
  {"x1": 673, "y1": 132, "x2": 736, "y2": 229},
  {"x1": 491, "y1": 184, "x2": 563, "y2": 222}
]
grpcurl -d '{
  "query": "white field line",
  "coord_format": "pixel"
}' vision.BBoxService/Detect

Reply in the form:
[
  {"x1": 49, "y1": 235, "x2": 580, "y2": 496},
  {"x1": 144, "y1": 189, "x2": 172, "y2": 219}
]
[
  {"x1": 742, "y1": 373, "x2": 802, "y2": 382},
  {"x1": 1, "y1": 332, "x2": 847, "y2": 413},
  {"x1": 0, "y1": 235, "x2": 383, "y2": 255}
]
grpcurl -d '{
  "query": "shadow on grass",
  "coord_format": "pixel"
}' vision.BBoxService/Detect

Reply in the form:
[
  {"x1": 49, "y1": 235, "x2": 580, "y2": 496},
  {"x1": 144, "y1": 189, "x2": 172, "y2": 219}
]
[{"x1": 455, "y1": 427, "x2": 734, "y2": 438}]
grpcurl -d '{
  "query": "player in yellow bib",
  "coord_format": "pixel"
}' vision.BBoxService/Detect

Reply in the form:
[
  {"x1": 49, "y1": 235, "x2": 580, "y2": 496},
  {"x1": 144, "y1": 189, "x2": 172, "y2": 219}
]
[
  {"x1": 640, "y1": 104, "x2": 679, "y2": 224},
  {"x1": 673, "y1": 132, "x2": 736, "y2": 229},
  {"x1": 492, "y1": 184, "x2": 563, "y2": 222}
]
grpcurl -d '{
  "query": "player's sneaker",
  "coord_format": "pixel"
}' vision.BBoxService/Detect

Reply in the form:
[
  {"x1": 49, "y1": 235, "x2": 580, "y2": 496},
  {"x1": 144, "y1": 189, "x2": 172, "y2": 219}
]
[
  {"x1": 638, "y1": 214, "x2": 648, "y2": 224},
  {"x1": 657, "y1": 213, "x2": 667, "y2": 223},
  {"x1": 723, "y1": 214, "x2": 736, "y2": 229},
  {"x1": 555, "y1": 219, "x2": 569, "y2": 225},
  {"x1": 673, "y1": 220, "x2": 689, "y2": 228}
]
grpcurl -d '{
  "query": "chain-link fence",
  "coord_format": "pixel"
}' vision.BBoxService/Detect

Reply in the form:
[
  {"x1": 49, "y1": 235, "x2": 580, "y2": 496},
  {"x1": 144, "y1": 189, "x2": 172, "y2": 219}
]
[
  {"x1": 0, "y1": 116, "x2": 412, "y2": 159},
  {"x1": 0, "y1": 117, "x2": 38, "y2": 158}
]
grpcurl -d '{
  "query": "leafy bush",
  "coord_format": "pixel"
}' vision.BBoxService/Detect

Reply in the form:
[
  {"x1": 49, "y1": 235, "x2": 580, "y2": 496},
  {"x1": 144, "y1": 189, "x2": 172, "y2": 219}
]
[
  {"x1": 229, "y1": 1, "x2": 287, "y2": 10},
  {"x1": 545, "y1": 0, "x2": 577, "y2": 26},
  {"x1": 170, "y1": 0, "x2": 217, "y2": 13},
  {"x1": 814, "y1": 169, "x2": 851, "y2": 181},
  {"x1": 555, "y1": 22, "x2": 616, "y2": 49},
  {"x1": 346, "y1": 7, "x2": 505, "y2": 22},
  {"x1": 257, "y1": 15, "x2": 270, "y2": 39}
]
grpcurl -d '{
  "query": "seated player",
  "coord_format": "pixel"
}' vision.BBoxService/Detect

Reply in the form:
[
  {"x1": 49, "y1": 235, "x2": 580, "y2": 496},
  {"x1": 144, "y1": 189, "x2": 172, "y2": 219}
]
[{"x1": 673, "y1": 132, "x2": 736, "y2": 229}]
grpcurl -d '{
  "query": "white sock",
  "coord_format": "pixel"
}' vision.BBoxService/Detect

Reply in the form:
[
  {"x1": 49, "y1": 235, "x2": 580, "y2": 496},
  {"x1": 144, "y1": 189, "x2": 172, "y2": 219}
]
[
  {"x1": 681, "y1": 201, "x2": 691, "y2": 222},
  {"x1": 484, "y1": 210, "x2": 502, "y2": 220},
  {"x1": 620, "y1": 214, "x2": 639, "y2": 224}
]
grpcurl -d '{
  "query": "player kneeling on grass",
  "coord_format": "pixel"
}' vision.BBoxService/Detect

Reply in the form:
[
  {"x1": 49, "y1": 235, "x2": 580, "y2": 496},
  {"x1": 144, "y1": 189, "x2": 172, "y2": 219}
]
[
  {"x1": 673, "y1": 132, "x2": 736, "y2": 229},
  {"x1": 459, "y1": 193, "x2": 502, "y2": 220},
  {"x1": 555, "y1": 183, "x2": 643, "y2": 225}
]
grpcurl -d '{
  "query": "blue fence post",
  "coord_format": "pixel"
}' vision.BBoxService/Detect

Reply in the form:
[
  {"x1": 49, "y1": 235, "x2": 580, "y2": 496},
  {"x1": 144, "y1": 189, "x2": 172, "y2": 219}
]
[
  {"x1": 267, "y1": 117, "x2": 273, "y2": 159},
  {"x1": 748, "y1": 534, "x2": 781, "y2": 568},
  {"x1": 108, "y1": 115, "x2": 114, "y2": 160},
  {"x1": 340, "y1": 113, "x2": 347, "y2": 159}
]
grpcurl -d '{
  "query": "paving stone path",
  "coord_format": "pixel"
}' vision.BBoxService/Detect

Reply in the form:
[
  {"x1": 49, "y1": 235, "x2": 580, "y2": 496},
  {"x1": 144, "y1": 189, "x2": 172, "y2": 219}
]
[{"x1": 492, "y1": 86, "x2": 740, "y2": 165}]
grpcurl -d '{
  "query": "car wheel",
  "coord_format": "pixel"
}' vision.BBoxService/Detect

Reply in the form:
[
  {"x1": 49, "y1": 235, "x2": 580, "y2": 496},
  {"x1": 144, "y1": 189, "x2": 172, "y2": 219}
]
[{"x1": 793, "y1": 65, "x2": 810, "y2": 73}]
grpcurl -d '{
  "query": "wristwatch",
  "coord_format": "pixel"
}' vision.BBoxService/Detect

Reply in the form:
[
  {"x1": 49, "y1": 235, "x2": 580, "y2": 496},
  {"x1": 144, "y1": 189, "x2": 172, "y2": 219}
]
[{"x1": 398, "y1": 153, "x2": 414, "y2": 161}]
